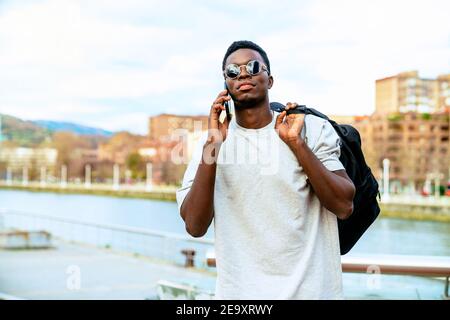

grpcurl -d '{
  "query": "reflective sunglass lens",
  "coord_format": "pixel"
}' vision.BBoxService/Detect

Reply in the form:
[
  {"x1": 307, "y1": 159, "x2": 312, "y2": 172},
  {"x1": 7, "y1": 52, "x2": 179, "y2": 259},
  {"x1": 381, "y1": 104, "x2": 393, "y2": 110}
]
[
  {"x1": 225, "y1": 60, "x2": 264, "y2": 78},
  {"x1": 248, "y1": 60, "x2": 260, "y2": 75},
  {"x1": 226, "y1": 65, "x2": 239, "y2": 78}
]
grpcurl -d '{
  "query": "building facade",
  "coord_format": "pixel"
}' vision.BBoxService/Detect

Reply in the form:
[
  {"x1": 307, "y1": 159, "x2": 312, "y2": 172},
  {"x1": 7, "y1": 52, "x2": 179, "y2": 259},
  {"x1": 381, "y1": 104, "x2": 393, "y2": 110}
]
[
  {"x1": 0, "y1": 147, "x2": 58, "y2": 171},
  {"x1": 344, "y1": 71, "x2": 450, "y2": 190},
  {"x1": 375, "y1": 71, "x2": 450, "y2": 115},
  {"x1": 148, "y1": 114, "x2": 208, "y2": 140},
  {"x1": 354, "y1": 110, "x2": 449, "y2": 188}
]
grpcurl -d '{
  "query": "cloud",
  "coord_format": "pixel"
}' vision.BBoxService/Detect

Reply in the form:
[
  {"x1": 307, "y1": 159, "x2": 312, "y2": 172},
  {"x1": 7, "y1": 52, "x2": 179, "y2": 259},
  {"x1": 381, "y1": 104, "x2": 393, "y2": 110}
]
[
  {"x1": 0, "y1": 102, "x2": 112, "y2": 123},
  {"x1": 0, "y1": 0, "x2": 448, "y2": 133},
  {"x1": 261, "y1": 0, "x2": 450, "y2": 115}
]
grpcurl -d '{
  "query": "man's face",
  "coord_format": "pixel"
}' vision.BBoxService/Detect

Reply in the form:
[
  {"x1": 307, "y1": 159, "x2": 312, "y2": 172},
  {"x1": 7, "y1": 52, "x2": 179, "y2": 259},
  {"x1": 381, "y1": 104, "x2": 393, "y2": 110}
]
[{"x1": 224, "y1": 48, "x2": 273, "y2": 107}]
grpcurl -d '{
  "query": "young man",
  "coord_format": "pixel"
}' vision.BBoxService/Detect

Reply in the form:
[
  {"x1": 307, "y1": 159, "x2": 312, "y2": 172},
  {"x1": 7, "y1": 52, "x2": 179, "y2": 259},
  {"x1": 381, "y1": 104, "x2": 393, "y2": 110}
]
[{"x1": 176, "y1": 40, "x2": 355, "y2": 299}]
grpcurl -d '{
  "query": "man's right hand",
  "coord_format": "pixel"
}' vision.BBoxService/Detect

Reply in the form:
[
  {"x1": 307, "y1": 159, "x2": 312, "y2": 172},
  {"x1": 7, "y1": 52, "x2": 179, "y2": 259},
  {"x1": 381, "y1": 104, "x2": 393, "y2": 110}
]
[
  {"x1": 181, "y1": 90, "x2": 231, "y2": 237},
  {"x1": 206, "y1": 90, "x2": 232, "y2": 146}
]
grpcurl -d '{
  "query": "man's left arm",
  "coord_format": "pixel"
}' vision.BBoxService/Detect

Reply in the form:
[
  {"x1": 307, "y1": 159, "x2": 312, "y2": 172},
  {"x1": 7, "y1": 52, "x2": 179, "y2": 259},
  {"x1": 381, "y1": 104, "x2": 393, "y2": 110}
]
[
  {"x1": 290, "y1": 140, "x2": 355, "y2": 220},
  {"x1": 275, "y1": 103, "x2": 355, "y2": 220}
]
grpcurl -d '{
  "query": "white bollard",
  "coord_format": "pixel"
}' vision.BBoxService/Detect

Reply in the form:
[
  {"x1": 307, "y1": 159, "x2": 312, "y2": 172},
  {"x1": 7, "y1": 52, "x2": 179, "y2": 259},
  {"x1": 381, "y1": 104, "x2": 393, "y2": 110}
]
[
  {"x1": 6, "y1": 167, "x2": 12, "y2": 186},
  {"x1": 40, "y1": 166, "x2": 47, "y2": 187},
  {"x1": 61, "y1": 165, "x2": 67, "y2": 188},
  {"x1": 22, "y1": 167, "x2": 28, "y2": 186},
  {"x1": 146, "y1": 163, "x2": 153, "y2": 192},
  {"x1": 113, "y1": 164, "x2": 120, "y2": 190},
  {"x1": 85, "y1": 164, "x2": 91, "y2": 189}
]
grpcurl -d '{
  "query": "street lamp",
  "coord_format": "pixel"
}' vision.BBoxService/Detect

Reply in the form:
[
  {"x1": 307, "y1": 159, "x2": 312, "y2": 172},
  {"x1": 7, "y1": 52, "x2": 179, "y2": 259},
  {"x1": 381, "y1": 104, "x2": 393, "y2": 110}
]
[
  {"x1": 146, "y1": 163, "x2": 153, "y2": 192},
  {"x1": 382, "y1": 158, "x2": 390, "y2": 201}
]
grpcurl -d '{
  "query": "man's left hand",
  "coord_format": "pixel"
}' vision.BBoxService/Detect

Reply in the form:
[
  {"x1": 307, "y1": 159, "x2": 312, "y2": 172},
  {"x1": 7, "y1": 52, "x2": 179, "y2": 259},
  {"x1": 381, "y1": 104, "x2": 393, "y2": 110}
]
[{"x1": 275, "y1": 102, "x2": 305, "y2": 149}]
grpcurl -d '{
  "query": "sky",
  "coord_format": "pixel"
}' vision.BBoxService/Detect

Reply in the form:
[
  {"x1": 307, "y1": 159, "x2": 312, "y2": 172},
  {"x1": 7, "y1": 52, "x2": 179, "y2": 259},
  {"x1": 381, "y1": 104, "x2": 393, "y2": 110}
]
[{"x1": 0, "y1": 0, "x2": 449, "y2": 134}]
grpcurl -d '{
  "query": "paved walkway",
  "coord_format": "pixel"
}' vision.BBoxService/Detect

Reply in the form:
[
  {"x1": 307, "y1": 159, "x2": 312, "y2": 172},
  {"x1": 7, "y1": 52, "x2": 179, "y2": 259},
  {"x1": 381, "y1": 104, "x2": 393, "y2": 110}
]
[
  {"x1": 0, "y1": 239, "x2": 447, "y2": 300},
  {"x1": 0, "y1": 239, "x2": 216, "y2": 299}
]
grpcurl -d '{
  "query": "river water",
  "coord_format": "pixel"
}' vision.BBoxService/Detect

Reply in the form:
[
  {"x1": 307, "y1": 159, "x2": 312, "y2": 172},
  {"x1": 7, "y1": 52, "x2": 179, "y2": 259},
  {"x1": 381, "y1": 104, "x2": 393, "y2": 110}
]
[{"x1": 1, "y1": 189, "x2": 449, "y2": 299}]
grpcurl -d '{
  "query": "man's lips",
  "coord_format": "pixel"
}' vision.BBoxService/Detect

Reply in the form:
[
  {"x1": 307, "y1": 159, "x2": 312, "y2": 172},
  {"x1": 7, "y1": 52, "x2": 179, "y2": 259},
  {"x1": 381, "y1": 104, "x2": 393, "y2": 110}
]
[{"x1": 238, "y1": 82, "x2": 255, "y2": 91}]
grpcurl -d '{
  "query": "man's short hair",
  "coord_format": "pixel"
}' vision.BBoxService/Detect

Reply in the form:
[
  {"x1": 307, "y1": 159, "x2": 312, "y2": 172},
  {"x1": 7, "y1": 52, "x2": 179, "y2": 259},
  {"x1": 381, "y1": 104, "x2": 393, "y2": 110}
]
[{"x1": 222, "y1": 40, "x2": 271, "y2": 75}]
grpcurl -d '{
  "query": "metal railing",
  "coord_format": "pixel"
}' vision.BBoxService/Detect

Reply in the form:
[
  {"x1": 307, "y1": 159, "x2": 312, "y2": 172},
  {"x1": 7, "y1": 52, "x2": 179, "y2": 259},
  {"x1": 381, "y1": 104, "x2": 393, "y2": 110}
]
[
  {"x1": 1, "y1": 208, "x2": 449, "y2": 299},
  {"x1": 205, "y1": 250, "x2": 450, "y2": 299},
  {"x1": 0, "y1": 208, "x2": 214, "y2": 269},
  {"x1": 0, "y1": 292, "x2": 25, "y2": 300}
]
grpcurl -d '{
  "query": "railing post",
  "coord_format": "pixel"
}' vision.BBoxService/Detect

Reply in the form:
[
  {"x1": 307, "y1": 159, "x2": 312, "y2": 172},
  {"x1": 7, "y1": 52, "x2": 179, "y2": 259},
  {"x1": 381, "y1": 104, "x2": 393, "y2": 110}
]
[
  {"x1": 96, "y1": 225, "x2": 99, "y2": 247},
  {"x1": 445, "y1": 276, "x2": 449, "y2": 299},
  {"x1": 181, "y1": 249, "x2": 196, "y2": 268}
]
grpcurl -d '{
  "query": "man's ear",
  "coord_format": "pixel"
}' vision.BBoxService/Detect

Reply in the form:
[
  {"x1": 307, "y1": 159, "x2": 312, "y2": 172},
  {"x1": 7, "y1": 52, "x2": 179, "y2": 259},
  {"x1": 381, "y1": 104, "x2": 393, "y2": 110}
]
[{"x1": 268, "y1": 75, "x2": 274, "y2": 89}]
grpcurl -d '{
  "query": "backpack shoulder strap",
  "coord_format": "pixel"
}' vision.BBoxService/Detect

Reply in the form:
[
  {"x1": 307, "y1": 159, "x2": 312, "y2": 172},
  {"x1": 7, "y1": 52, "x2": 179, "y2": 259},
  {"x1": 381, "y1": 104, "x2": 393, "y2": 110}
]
[{"x1": 270, "y1": 102, "x2": 330, "y2": 121}]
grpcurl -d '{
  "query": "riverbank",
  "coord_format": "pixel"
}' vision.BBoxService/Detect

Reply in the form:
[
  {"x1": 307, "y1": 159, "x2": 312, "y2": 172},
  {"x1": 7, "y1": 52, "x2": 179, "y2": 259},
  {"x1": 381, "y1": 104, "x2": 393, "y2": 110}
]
[
  {"x1": 0, "y1": 184, "x2": 176, "y2": 202},
  {"x1": 1, "y1": 184, "x2": 449, "y2": 222},
  {"x1": 380, "y1": 203, "x2": 450, "y2": 222}
]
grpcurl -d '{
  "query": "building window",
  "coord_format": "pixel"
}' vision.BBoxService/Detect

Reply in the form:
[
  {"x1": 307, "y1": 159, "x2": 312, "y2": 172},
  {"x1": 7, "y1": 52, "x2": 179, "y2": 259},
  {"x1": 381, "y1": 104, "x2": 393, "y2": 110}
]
[{"x1": 407, "y1": 78, "x2": 416, "y2": 87}]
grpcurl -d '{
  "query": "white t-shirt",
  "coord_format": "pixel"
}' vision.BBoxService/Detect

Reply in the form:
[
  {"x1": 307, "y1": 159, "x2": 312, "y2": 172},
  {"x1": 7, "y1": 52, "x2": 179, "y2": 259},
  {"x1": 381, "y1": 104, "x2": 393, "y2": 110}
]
[{"x1": 176, "y1": 111, "x2": 345, "y2": 299}]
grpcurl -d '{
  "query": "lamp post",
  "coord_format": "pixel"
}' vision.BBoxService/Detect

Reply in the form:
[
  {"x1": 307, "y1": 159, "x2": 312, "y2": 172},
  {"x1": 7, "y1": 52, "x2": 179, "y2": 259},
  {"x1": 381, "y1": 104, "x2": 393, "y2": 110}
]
[
  {"x1": 424, "y1": 173, "x2": 432, "y2": 196},
  {"x1": 434, "y1": 172, "x2": 443, "y2": 199},
  {"x1": 382, "y1": 158, "x2": 390, "y2": 201}
]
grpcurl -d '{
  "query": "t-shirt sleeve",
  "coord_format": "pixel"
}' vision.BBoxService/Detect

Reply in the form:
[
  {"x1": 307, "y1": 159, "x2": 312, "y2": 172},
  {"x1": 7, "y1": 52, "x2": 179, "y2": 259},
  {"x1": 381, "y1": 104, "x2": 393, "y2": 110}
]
[
  {"x1": 175, "y1": 132, "x2": 208, "y2": 213},
  {"x1": 310, "y1": 119, "x2": 345, "y2": 172}
]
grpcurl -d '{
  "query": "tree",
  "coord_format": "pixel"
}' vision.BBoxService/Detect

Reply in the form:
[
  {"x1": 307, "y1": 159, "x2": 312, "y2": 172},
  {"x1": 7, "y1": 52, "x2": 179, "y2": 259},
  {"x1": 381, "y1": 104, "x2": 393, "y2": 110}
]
[
  {"x1": 126, "y1": 152, "x2": 145, "y2": 180},
  {"x1": 51, "y1": 132, "x2": 92, "y2": 179}
]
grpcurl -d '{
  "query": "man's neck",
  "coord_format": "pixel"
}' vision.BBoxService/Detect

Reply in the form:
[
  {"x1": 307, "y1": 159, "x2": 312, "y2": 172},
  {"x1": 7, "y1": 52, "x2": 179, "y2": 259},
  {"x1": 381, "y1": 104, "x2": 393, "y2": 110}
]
[{"x1": 234, "y1": 99, "x2": 273, "y2": 129}]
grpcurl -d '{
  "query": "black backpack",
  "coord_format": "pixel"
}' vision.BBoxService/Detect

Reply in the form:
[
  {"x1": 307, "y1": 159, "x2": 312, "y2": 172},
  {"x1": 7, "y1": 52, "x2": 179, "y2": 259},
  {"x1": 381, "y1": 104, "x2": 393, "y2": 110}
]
[{"x1": 270, "y1": 102, "x2": 381, "y2": 255}]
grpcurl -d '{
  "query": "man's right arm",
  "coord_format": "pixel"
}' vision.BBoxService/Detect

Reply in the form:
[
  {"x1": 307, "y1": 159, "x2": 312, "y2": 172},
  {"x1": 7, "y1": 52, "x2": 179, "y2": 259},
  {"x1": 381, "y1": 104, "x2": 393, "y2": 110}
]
[
  {"x1": 179, "y1": 89, "x2": 232, "y2": 238},
  {"x1": 180, "y1": 140, "x2": 220, "y2": 238}
]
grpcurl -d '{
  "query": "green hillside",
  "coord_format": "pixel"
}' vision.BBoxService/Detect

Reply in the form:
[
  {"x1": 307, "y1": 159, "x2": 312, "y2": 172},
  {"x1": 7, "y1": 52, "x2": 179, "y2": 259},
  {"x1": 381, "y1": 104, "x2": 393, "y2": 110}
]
[{"x1": 0, "y1": 114, "x2": 52, "y2": 147}]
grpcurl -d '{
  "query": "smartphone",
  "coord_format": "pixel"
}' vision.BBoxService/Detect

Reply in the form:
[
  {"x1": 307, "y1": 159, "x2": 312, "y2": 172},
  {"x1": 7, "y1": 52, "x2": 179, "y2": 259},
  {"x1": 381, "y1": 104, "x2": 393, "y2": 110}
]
[{"x1": 223, "y1": 82, "x2": 232, "y2": 122}]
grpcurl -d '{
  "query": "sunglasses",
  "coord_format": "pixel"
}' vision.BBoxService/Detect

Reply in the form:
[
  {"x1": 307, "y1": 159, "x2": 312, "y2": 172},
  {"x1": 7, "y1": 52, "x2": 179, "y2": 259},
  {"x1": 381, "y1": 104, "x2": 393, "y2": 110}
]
[{"x1": 224, "y1": 60, "x2": 269, "y2": 79}]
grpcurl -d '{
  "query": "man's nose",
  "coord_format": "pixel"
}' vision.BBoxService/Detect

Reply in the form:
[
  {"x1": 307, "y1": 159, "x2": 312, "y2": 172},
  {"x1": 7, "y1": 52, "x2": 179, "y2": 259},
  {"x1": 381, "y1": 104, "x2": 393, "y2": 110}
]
[{"x1": 237, "y1": 65, "x2": 251, "y2": 80}]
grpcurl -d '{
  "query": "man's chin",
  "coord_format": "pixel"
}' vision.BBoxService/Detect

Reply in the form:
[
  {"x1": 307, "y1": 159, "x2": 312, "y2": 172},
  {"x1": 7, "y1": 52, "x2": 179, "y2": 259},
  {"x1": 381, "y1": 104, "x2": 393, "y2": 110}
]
[{"x1": 234, "y1": 96, "x2": 262, "y2": 109}]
